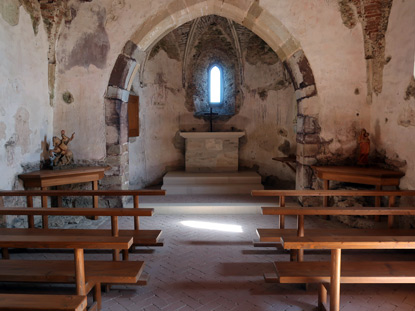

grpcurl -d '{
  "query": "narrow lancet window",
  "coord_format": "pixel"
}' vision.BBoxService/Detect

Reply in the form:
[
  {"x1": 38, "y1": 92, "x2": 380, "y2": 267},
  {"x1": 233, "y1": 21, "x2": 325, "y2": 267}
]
[{"x1": 209, "y1": 65, "x2": 222, "y2": 104}]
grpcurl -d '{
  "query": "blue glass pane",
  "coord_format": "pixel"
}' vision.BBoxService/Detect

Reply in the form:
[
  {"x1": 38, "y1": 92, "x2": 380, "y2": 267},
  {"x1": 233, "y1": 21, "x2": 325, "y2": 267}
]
[{"x1": 210, "y1": 66, "x2": 221, "y2": 104}]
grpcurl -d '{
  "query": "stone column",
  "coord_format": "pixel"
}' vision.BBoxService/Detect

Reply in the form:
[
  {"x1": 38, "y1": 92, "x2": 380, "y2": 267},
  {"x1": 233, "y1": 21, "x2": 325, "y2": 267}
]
[
  {"x1": 104, "y1": 42, "x2": 144, "y2": 207},
  {"x1": 284, "y1": 50, "x2": 320, "y2": 194}
]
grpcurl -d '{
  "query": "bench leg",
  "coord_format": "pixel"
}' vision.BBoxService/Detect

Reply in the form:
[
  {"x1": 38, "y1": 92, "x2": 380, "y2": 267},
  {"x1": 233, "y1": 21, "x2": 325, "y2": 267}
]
[
  {"x1": 318, "y1": 283, "x2": 327, "y2": 310},
  {"x1": 112, "y1": 250, "x2": 120, "y2": 261},
  {"x1": 289, "y1": 249, "x2": 297, "y2": 262},
  {"x1": 297, "y1": 249, "x2": 304, "y2": 262},
  {"x1": 330, "y1": 249, "x2": 341, "y2": 311},
  {"x1": 1, "y1": 248, "x2": 9, "y2": 260},
  {"x1": 93, "y1": 282, "x2": 102, "y2": 311},
  {"x1": 122, "y1": 249, "x2": 129, "y2": 261}
]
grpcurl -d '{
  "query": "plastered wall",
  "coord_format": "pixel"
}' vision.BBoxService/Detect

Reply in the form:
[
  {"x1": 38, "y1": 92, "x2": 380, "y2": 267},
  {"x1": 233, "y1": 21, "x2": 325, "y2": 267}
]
[
  {"x1": 0, "y1": 0, "x2": 414, "y2": 196},
  {"x1": 370, "y1": 0, "x2": 415, "y2": 191},
  {"x1": 0, "y1": 5, "x2": 51, "y2": 190}
]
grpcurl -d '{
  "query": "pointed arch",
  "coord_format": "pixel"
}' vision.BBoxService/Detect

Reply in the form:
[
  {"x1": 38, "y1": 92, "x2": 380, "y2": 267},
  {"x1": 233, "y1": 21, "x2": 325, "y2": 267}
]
[{"x1": 105, "y1": 0, "x2": 319, "y2": 191}]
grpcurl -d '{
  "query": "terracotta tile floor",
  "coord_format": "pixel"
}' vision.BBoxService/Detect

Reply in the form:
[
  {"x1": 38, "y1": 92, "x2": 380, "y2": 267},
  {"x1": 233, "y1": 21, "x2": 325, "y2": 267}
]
[{"x1": 4, "y1": 214, "x2": 415, "y2": 311}]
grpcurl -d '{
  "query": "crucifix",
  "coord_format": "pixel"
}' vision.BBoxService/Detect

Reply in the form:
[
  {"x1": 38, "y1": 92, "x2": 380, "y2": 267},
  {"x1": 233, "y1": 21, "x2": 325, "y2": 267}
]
[{"x1": 204, "y1": 107, "x2": 218, "y2": 132}]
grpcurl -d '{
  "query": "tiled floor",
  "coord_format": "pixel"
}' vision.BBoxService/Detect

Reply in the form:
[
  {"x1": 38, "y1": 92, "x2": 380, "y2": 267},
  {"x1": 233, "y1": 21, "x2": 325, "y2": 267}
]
[{"x1": 5, "y1": 214, "x2": 415, "y2": 311}]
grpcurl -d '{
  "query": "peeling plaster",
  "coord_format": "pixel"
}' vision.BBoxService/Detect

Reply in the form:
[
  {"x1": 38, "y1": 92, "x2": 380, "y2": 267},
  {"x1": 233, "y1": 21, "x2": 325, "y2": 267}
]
[
  {"x1": 14, "y1": 107, "x2": 32, "y2": 155},
  {"x1": 20, "y1": 0, "x2": 42, "y2": 34},
  {"x1": 405, "y1": 76, "x2": 415, "y2": 101},
  {"x1": 5, "y1": 134, "x2": 17, "y2": 166},
  {"x1": 62, "y1": 91, "x2": 74, "y2": 104},
  {"x1": 338, "y1": 0, "x2": 357, "y2": 29},
  {"x1": 398, "y1": 105, "x2": 415, "y2": 127},
  {"x1": 66, "y1": 7, "x2": 110, "y2": 69},
  {"x1": 278, "y1": 139, "x2": 291, "y2": 155},
  {"x1": 338, "y1": 0, "x2": 393, "y2": 96},
  {"x1": 373, "y1": 149, "x2": 407, "y2": 169},
  {"x1": 0, "y1": 122, "x2": 6, "y2": 141},
  {"x1": 0, "y1": 0, "x2": 20, "y2": 26},
  {"x1": 106, "y1": 0, "x2": 126, "y2": 26}
]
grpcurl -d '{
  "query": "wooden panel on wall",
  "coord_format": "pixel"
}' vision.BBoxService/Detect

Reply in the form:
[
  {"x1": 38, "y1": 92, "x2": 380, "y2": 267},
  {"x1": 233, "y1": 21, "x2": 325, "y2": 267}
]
[{"x1": 128, "y1": 95, "x2": 139, "y2": 137}]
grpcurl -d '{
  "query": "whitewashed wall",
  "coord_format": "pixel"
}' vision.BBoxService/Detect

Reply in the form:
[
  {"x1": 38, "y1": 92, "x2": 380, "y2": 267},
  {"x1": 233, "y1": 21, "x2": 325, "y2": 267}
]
[
  {"x1": 0, "y1": 6, "x2": 51, "y2": 190},
  {"x1": 1, "y1": 0, "x2": 414, "y2": 191},
  {"x1": 371, "y1": 0, "x2": 415, "y2": 190}
]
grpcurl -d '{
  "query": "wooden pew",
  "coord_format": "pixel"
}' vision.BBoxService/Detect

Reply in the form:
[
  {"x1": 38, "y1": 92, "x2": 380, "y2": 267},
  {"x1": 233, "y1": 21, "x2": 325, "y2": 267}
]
[
  {"x1": 0, "y1": 190, "x2": 165, "y2": 247},
  {"x1": 259, "y1": 205, "x2": 415, "y2": 262},
  {"x1": 0, "y1": 293, "x2": 87, "y2": 311},
  {"x1": 252, "y1": 190, "x2": 415, "y2": 249},
  {"x1": 281, "y1": 236, "x2": 415, "y2": 311},
  {"x1": 252, "y1": 189, "x2": 415, "y2": 229},
  {"x1": 0, "y1": 207, "x2": 155, "y2": 261},
  {"x1": 0, "y1": 235, "x2": 133, "y2": 311}
]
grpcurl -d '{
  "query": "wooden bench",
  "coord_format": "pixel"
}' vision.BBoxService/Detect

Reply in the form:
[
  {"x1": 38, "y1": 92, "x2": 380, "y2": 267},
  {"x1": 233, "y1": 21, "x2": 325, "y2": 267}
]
[
  {"x1": 0, "y1": 235, "x2": 134, "y2": 311},
  {"x1": 0, "y1": 190, "x2": 165, "y2": 248},
  {"x1": 259, "y1": 205, "x2": 415, "y2": 261},
  {"x1": 0, "y1": 206, "x2": 157, "y2": 261},
  {"x1": 0, "y1": 259, "x2": 146, "y2": 310},
  {"x1": 252, "y1": 189, "x2": 415, "y2": 228},
  {"x1": 0, "y1": 293, "x2": 87, "y2": 311},
  {"x1": 252, "y1": 189, "x2": 415, "y2": 251},
  {"x1": 280, "y1": 236, "x2": 415, "y2": 311},
  {"x1": 257, "y1": 227, "x2": 415, "y2": 243}
]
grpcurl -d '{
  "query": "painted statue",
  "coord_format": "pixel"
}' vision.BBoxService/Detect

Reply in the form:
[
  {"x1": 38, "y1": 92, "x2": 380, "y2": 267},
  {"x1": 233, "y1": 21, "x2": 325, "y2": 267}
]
[
  {"x1": 49, "y1": 130, "x2": 75, "y2": 166},
  {"x1": 357, "y1": 128, "x2": 370, "y2": 165}
]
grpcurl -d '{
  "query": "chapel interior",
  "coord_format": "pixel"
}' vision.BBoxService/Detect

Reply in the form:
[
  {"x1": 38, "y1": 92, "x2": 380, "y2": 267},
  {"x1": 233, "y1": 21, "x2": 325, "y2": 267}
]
[{"x1": 1, "y1": 0, "x2": 415, "y2": 310}]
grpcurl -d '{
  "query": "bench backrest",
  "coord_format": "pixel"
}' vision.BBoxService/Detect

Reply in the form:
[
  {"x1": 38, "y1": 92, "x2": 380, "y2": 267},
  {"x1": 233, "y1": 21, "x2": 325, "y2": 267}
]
[
  {"x1": 282, "y1": 236, "x2": 415, "y2": 250},
  {"x1": 0, "y1": 207, "x2": 153, "y2": 217},
  {"x1": 252, "y1": 190, "x2": 415, "y2": 197},
  {"x1": 0, "y1": 235, "x2": 133, "y2": 249},
  {"x1": 262, "y1": 206, "x2": 415, "y2": 216},
  {"x1": 0, "y1": 190, "x2": 166, "y2": 197}
]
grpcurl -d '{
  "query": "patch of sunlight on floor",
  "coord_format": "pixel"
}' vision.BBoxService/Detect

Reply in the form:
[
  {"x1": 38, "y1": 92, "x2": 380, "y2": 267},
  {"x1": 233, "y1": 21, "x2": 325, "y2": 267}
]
[{"x1": 181, "y1": 220, "x2": 243, "y2": 233}]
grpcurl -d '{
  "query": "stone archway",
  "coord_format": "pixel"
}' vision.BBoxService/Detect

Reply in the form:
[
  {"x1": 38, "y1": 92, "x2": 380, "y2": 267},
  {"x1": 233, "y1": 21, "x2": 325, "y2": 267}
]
[{"x1": 104, "y1": 0, "x2": 319, "y2": 192}]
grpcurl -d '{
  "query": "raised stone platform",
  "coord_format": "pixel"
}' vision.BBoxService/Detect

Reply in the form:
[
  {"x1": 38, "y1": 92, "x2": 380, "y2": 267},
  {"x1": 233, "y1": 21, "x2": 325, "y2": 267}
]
[{"x1": 161, "y1": 171, "x2": 264, "y2": 195}]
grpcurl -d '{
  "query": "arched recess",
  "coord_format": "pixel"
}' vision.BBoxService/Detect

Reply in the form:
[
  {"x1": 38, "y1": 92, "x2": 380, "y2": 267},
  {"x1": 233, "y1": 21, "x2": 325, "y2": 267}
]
[{"x1": 104, "y1": 0, "x2": 319, "y2": 193}]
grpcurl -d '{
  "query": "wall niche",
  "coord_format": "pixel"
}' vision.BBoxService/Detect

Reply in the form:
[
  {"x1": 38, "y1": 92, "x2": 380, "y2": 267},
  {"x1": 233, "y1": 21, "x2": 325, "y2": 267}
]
[
  {"x1": 183, "y1": 16, "x2": 242, "y2": 119},
  {"x1": 129, "y1": 15, "x2": 296, "y2": 189}
]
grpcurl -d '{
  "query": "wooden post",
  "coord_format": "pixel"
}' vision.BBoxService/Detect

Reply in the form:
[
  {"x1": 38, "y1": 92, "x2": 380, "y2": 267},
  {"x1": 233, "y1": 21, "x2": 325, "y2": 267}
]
[
  {"x1": 388, "y1": 195, "x2": 396, "y2": 229},
  {"x1": 280, "y1": 196, "x2": 285, "y2": 229},
  {"x1": 74, "y1": 248, "x2": 86, "y2": 296},
  {"x1": 318, "y1": 283, "x2": 327, "y2": 310},
  {"x1": 323, "y1": 180, "x2": 329, "y2": 220},
  {"x1": 323, "y1": 180, "x2": 329, "y2": 207},
  {"x1": 330, "y1": 248, "x2": 341, "y2": 311},
  {"x1": 122, "y1": 249, "x2": 129, "y2": 261},
  {"x1": 134, "y1": 195, "x2": 139, "y2": 230},
  {"x1": 375, "y1": 185, "x2": 382, "y2": 222},
  {"x1": 1, "y1": 249, "x2": 9, "y2": 260},
  {"x1": 92, "y1": 180, "x2": 99, "y2": 220},
  {"x1": 111, "y1": 216, "x2": 120, "y2": 261},
  {"x1": 297, "y1": 215, "x2": 305, "y2": 262},
  {"x1": 41, "y1": 187, "x2": 48, "y2": 228},
  {"x1": 94, "y1": 282, "x2": 102, "y2": 310},
  {"x1": 26, "y1": 196, "x2": 34, "y2": 228},
  {"x1": 56, "y1": 186, "x2": 63, "y2": 208}
]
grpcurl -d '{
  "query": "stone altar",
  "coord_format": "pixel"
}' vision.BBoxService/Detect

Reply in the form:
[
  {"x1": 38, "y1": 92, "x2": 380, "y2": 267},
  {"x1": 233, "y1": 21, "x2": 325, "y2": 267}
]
[
  {"x1": 180, "y1": 131, "x2": 245, "y2": 172},
  {"x1": 162, "y1": 131, "x2": 264, "y2": 195}
]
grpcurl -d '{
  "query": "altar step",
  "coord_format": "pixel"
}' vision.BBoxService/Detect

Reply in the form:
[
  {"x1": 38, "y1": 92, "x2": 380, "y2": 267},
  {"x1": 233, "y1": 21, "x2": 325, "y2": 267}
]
[{"x1": 161, "y1": 171, "x2": 264, "y2": 195}]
